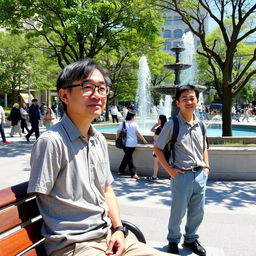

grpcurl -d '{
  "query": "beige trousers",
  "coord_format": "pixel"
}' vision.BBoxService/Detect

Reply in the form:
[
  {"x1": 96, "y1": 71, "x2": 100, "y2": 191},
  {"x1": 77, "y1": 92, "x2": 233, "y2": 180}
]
[{"x1": 51, "y1": 230, "x2": 171, "y2": 256}]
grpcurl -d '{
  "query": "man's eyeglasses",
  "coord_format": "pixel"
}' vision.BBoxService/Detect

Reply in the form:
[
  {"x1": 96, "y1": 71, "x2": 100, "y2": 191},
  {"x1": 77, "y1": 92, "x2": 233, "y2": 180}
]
[{"x1": 63, "y1": 81, "x2": 110, "y2": 96}]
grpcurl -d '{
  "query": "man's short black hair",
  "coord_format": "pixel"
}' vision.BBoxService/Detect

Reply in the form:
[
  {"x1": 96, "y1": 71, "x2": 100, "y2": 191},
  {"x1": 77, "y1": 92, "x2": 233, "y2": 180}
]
[
  {"x1": 56, "y1": 58, "x2": 112, "y2": 112},
  {"x1": 175, "y1": 84, "x2": 199, "y2": 101},
  {"x1": 32, "y1": 98, "x2": 38, "y2": 102}
]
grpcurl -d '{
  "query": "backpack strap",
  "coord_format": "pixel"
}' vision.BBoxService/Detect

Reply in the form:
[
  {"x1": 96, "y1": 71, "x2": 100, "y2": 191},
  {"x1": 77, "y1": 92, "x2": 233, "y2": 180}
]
[
  {"x1": 170, "y1": 116, "x2": 179, "y2": 163},
  {"x1": 122, "y1": 121, "x2": 126, "y2": 130},
  {"x1": 198, "y1": 120, "x2": 209, "y2": 149}
]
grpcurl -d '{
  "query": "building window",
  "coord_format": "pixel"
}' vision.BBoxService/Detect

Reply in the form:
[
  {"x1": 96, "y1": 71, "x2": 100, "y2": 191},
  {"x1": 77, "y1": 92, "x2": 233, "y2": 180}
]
[
  {"x1": 163, "y1": 30, "x2": 172, "y2": 38},
  {"x1": 174, "y1": 29, "x2": 183, "y2": 39},
  {"x1": 164, "y1": 18, "x2": 172, "y2": 25},
  {"x1": 173, "y1": 16, "x2": 183, "y2": 25},
  {"x1": 164, "y1": 42, "x2": 172, "y2": 51},
  {"x1": 173, "y1": 41, "x2": 181, "y2": 47}
]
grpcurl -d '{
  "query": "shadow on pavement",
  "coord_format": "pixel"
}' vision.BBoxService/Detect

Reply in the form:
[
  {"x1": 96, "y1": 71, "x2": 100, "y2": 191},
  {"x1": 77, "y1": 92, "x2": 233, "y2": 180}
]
[
  {"x1": 0, "y1": 140, "x2": 33, "y2": 157},
  {"x1": 112, "y1": 173, "x2": 256, "y2": 211}
]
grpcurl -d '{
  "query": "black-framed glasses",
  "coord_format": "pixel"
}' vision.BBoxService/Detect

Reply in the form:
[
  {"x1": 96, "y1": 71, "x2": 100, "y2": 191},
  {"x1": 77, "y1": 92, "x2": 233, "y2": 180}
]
[{"x1": 64, "y1": 81, "x2": 110, "y2": 96}]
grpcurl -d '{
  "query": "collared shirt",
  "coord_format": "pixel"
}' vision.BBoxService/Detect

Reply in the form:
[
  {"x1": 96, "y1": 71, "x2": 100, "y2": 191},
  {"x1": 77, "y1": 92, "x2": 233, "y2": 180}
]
[
  {"x1": 27, "y1": 113, "x2": 114, "y2": 255},
  {"x1": 156, "y1": 112, "x2": 207, "y2": 170}
]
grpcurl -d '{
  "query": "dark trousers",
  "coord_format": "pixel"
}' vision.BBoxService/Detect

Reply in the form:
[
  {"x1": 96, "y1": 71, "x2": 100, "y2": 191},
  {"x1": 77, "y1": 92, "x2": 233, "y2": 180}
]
[
  {"x1": 111, "y1": 115, "x2": 118, "y2": 123},
  {"x1": 118, "y1": 147, "x2": 136, "y2": 177},
  {"x1": 21, "y1": 119, "x2": 29, "y2": 133},
  {"x1": 27, "y1": 121, "x2": 40, "y2": 139},
  {"x1": 0, "y1": 123, "x2": 7, "y2": 142}
]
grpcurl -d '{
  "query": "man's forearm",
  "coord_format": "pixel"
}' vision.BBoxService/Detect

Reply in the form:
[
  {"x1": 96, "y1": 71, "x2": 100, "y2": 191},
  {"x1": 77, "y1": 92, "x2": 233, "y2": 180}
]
[{"x1": 104, "y1": 185, "x2": 122, "y2": 228}]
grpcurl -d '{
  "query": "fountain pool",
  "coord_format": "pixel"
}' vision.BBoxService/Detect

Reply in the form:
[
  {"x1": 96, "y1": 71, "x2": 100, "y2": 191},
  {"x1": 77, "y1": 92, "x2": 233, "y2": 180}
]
[{"x1": 95, "y1": 122, "x2": 256, "y2": 137}]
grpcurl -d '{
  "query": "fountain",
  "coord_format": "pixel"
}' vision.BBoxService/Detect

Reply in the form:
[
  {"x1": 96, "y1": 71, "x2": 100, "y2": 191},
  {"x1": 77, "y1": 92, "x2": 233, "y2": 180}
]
[
  {"x1": 136, "y1": 56, "x2": 152, "y2": 119},
  {"x1": 153, "y1": 32, "x2": 206, "y2": 117},
  {"x1": 98, "y1": 32, "x2": 256, "y2": 181}
]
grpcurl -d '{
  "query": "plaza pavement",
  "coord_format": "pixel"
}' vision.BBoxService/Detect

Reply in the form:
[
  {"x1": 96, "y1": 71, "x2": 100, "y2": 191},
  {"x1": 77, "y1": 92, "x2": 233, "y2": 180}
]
[{"x1": 0, "y1": 125, "x2": 256, "y2": 256}]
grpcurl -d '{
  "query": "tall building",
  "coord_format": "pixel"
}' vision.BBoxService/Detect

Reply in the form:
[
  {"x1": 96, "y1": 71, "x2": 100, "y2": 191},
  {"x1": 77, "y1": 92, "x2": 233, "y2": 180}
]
[{"x1": 162, "y1": 10, "x2": 208, "y2": 52}]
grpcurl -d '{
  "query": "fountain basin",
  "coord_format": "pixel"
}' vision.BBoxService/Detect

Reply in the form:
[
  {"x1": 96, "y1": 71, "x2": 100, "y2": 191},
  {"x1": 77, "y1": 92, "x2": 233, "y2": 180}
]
[
  {"x1": 107, "y1": 142, "x2": 256, "y2": 181},
  {"x1": 94, "y1": 123, "x2": 256, "y2": 180}
]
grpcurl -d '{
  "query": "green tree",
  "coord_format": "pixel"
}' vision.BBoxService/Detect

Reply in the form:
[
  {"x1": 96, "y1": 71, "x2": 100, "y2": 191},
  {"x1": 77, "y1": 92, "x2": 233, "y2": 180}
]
[
  {"x1": 0, "y1": 0, "x2": 168, "y2": 115},
  {"x1": 0, "y1": 32, "x2": 59, "y2": 105},
  {"x1": 154, "y1": 0, "x2": 256, "y2": 136},
  {"x1": 0, "y1": 0, "x2": 163, "y2": 67},
  {"x1": 197, "y1": 26, "x2": 256, "y2": 103}
]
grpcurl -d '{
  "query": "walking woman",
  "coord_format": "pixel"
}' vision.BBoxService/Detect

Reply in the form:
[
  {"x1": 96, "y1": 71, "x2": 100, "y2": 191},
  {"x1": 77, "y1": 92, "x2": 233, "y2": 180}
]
[
  {"x1": 147, "y1": 114, "x2": 168, "y2": 180},
  {"x1": 43, "y1": 106, "x2": 55, "y2": 129},
  {"x1": 117, "y1": 111, "x2": 148, "y2": 179}
]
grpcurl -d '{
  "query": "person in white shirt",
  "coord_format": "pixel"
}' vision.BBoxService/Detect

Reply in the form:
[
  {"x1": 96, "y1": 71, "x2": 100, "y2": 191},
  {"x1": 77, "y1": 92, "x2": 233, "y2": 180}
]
[
  {"x1": 0, "y1": 105, "x2": 11, "y2": 144},
  {"x1": 116, "y1": 111, "x2": 148, "y2": 179},
  {"x1": 110, "y1": 104, "x2": 119, "y2": 123}
]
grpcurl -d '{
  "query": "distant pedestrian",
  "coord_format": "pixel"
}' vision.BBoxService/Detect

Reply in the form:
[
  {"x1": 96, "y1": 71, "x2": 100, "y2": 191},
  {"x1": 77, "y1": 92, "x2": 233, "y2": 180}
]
[
  {"x1": 58, "y1": 102, "x2": 64, "y2": 119},
  {"x1": 117, "y1": 111, "x2": 148, "y2": 179},
  {"x1": 51, "y1": 102, "x2": 58, "y2": 119},
  {"x1": 110, "y1": 104, "x2": 119, "y2": 123},
  {"x1": 43, "y1": 106, "x2": 55, "y2": 130},
  {"x1": 25, "y1": 99, "x2": 41, "y2": 142},
  {"x1": 0, "y1": 105, "x2": 11, "y2": 144},
  {"x1": 147, "y1": 115, "x2": 168, "y2": 180},
  {"x1": 242, "y1": 104, "x2": 250, "y2": 122},
  {"x1": 10, "y1": 103, "x2": 22, "y2": 137},
  {"x1": 122, "y1": 106, "x2": 128, "y2": 119},
  {"x1": 20, "y1": 103, "x2": 29, "y2": 133}
]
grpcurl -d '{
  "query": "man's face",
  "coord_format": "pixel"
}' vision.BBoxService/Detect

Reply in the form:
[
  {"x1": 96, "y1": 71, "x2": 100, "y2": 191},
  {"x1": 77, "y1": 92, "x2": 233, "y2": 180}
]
[
  {"x1": 176, "y1": 90, "x2": 198, "y2": 113},
  {"x1": 59, "y1": 69, "x2": 107, "y2": 121}
]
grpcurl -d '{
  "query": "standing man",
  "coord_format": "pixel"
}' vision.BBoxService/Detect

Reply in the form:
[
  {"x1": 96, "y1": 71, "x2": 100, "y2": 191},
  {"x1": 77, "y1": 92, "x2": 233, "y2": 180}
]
[
  {"x1": 25, "y1": 98, "x2": 41, "y2": 142},
  {"x1": 0, "y1": 105, "x2": 11, "y2": 144},
  {"x1": 111, "y1": 104, "x2": 119, "y2": 123},
  {"x1": 154, "y1": 85, "x2": 210, "y2": 256},
  {"x1": 28, "y1": 59, "x2": 172, "y2": 256}
]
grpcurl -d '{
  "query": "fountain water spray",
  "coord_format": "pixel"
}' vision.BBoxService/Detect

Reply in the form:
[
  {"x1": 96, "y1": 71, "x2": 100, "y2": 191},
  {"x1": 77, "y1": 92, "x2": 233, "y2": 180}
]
[
  {"x1": 180, "y1": 31, "x2": 198, "y2": 85},
  {"x1": 136, "y1": 56, "x2": 153, "y2": 127}
]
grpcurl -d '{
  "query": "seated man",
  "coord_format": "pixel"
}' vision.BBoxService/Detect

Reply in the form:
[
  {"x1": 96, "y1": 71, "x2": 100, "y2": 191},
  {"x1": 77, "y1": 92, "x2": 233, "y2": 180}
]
[{"x1": 28, "y1": 59, "x2": 171, "y2": 256}]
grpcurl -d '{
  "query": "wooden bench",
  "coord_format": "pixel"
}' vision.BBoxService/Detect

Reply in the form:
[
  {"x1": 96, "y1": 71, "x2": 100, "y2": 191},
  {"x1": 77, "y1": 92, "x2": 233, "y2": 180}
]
[{"x1": 0, "y1": 182, "x2": 146, "y2": 256}]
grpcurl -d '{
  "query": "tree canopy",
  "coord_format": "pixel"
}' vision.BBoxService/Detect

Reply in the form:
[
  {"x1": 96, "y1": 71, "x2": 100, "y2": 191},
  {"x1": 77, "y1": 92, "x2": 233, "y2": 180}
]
[{"x1": 0, "y1": 0, "x2": 173, "y2": 110}]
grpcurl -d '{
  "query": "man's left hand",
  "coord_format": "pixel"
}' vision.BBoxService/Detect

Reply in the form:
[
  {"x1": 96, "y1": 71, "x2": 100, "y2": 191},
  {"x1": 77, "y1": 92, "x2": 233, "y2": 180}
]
[{"x1": 105, "y1": 231, "x2": 125, "y2": 256}]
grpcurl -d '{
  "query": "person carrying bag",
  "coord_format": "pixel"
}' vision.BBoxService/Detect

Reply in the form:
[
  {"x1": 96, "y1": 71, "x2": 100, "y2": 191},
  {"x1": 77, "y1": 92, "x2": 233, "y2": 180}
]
[{"x1": 115, "y1": 121, "x2": 126, "y2": 149}]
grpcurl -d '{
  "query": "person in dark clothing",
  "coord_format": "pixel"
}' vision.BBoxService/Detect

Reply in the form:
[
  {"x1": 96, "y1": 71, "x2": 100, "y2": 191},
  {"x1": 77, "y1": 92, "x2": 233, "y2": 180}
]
[
  {"x1": 25, "y1": 99, "x2": 41, "y2": 142},
  {"x1": 10, "y1": 103, "x2": 22, "y2": 137},
  {"x1": 20, "y1": 103, "x2": 29, "y2": 133}
]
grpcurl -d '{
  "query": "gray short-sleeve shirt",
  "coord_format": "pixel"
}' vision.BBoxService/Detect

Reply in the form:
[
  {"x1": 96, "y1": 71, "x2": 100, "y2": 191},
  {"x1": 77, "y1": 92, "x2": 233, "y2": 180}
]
[
  {"x1": 27, "y1": 114, "x2": 114, "y2": 255},
  {"x1": 156, "y1": 112, "x2": 207, "y2": 169}
]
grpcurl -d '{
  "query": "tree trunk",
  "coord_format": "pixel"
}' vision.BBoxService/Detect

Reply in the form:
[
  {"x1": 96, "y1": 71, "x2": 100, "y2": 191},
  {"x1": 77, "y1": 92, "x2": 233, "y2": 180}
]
[{"x1": 222, "y1": 84, "x2": 232, "y2": 136}]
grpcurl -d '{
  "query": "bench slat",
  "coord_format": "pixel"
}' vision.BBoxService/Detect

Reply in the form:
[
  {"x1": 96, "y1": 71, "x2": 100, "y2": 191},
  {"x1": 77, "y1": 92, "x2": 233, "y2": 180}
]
[
  {"x1": 0, "y1": 198, "x2": 40, "y2": 234},
  {"x1": 0, "y1": 220, "x2": 43, "y2": 256},
  {"x1": 0, "y1": 182, "x2": 29, "y2": 208}
]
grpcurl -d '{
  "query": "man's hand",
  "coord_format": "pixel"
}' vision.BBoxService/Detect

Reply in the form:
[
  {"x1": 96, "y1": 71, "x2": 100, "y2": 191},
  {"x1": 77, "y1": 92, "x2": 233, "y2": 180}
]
[
  {"x1": 169, "y1": 167, "x2": 185, "y2": 179},
  {"x1": 105, "y1": 231, "x2": 125, "y2": 256}
]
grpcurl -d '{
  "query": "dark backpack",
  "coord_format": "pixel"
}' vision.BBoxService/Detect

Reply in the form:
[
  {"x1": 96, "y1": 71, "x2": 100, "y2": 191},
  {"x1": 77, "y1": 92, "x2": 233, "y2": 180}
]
[{"x1": 167, "y1": 116, "x2": 208, "y2": 163}]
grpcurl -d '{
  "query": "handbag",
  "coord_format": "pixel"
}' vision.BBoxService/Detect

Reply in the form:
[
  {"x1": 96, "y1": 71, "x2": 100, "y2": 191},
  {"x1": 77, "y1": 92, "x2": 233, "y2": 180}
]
[{"x1": 115, "y1": 121, "x2": 127, "y2": 149}]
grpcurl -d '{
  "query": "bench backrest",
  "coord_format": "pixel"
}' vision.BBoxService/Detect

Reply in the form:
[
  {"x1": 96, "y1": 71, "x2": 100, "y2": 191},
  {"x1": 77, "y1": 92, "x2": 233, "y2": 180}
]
[{"x1": 0, "y1": 182, "x2": 45, "y2": 256}]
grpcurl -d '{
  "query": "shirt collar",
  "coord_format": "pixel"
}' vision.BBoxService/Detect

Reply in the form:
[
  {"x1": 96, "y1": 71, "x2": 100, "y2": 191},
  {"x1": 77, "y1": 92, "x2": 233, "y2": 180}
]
[
  {"x1": 177, "y1": 112, "x2": 200, "y2": 127},
  {"x1": 60, "y1": 113, "x2": 98, "y2": 142}
]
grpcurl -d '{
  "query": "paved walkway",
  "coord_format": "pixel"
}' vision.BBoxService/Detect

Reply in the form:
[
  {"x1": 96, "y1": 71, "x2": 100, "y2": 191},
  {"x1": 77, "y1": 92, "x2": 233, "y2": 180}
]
[{"x1": 0, "y1": 125, "x2": 256, "y2": 255}]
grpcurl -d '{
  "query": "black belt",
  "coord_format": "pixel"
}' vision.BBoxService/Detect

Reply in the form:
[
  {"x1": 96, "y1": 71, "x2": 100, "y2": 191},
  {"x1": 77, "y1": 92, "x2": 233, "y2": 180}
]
[{"x1": 181, "y1": 166, "x2": 204, "y2": 172}]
